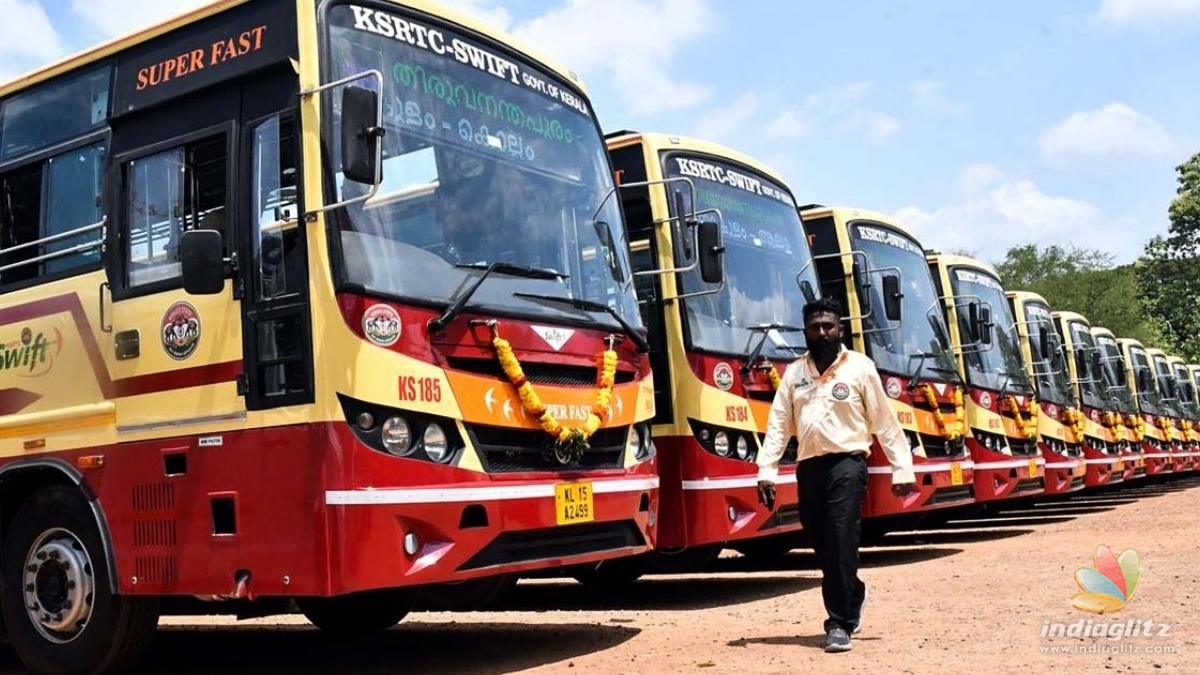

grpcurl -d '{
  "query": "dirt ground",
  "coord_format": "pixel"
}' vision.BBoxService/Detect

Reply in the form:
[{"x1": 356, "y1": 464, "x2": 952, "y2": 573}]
[{"x1": 3, "y1": 476, "x2": 1197, "y2": 674}]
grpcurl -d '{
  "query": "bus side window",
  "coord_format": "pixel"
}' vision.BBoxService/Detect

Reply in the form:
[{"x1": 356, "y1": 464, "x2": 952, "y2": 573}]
[{"x1": 125, "y1": 135, "x2": 227, "y2": 288}]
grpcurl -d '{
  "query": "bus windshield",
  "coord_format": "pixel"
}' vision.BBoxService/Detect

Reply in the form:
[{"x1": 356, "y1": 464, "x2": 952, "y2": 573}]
[
  {"x1": 1126, "y1": 344, "x2": 1162, "y2": 414},
  {"x1": 851, "y1": 224, "x2": 959, "y2": 383},
  {"x1": 323, "y1": 5, "x2": 641, "y2": 332},
  {"x1": 950, "y1": 267, "x2": 1031, "y2": 395},
  {"x1": 666, "y1": 154, "x2": 813, "y2": 361},
  {"x1": 1152, "y1": 354, "x2": 1181, "y2": 417},
  {"x1": 1095, "y1": 334, "x2": 1136, "y2": 414},
  {"x1": 1068, "y1": 321, "x2": 1104, "y2": 409},
  {"x1": 1172, "y1": 363, "x2": 1196, "y2": 417},
  {"x1": 1023, "y1": 301, "x2": 1074, "y2": 406}
]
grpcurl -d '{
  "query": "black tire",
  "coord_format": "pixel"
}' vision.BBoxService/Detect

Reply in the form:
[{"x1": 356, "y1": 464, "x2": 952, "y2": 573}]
[
  {"x1": 415, "y1": 574, "x2": 518, "y2": 611},
  {"x1": 296, "y1": 587, "x2": 419, "y2": 636},
  {"x1": 1, "y1": 486, "x2": 160, "y2": 675}
]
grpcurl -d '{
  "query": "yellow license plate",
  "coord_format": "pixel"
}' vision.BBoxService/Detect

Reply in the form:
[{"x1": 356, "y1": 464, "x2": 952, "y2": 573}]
[
  {"x1": 1028, "y1": 459, "x2": 1039, "y2": 477},
  {"x1": 950, "y1": 462, "x2": 963, "y2": 486},
  {"x1": 1073, "y1": 464, "x2": 1086, "y2": 477},
  {"x1": 554, "y1": 481, "x2": 594, "y2": 526},
  {"x1": 1114, "y1": 459, "x2": 1124, "y2": 471}
]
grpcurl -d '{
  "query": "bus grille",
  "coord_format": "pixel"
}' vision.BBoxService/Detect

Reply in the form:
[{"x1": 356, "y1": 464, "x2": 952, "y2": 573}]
[
  {"x1": 919, "y1": 433, "x2": 967, "y2": 459},
  {"x1": 758, "y1": 502, "x2": 801, "y2": 530},
  {"x1": 458, "y1": 520, "x2": 645, "y2": 571},
  {"x1": 446, "y1": 357, "x2": 636, "y2": 386},
  {"x1": 467, "y1": 424, "x2": 628, "y2": 472},
  {"x1": 928, "y1": 484, "x2": 974, "y2": 505}
]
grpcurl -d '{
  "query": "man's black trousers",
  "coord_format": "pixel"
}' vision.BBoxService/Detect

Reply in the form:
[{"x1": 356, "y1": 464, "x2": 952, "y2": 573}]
[{"x1": 796, "y1": 451, "x2": 868, "y2": 633}]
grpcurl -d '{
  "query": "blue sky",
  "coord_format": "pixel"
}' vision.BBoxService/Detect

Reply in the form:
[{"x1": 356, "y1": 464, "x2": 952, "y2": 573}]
[{"x1": 4, "y1": 0, "x2": 1198, "y2": 267}]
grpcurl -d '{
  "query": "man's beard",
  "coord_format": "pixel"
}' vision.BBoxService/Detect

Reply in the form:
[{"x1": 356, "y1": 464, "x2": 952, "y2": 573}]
[{"x1": 809, "y1": 338, "x2": 840, "y2": 362}]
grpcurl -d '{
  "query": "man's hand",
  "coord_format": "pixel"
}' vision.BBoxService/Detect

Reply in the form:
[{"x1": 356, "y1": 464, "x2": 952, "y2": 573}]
[
  {"x1": 757, "y1": 481, "x2": 777, "y2": 511},
  {"x1": 891, "y1": 480, "x2": 918, "y2": 497}
]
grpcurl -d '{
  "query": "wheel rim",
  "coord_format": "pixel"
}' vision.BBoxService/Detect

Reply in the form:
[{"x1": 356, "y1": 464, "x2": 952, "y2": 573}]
[{"x1": 22, "y1": 527, "x2": 96, "y2": 644}]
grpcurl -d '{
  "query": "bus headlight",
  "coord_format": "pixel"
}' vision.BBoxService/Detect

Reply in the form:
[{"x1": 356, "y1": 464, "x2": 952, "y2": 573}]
[
  {"x1": 735, "y1": 435, "x2": 750, "y2": 460},
  {"x1": 424, "y1": 423, "x2": 450, "y2": 462},
  {"x1": 381, "y1": 417, "x2": 413, "y2": 456},
  {"x1": 714, "y1": 432, "x2": 730, "y2": 457}
]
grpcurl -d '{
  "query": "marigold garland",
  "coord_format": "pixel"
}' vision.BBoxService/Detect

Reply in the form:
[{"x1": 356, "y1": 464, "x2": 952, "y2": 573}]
[
  {"x1": 1126, "y1": 413, "x2": 1145, "y2": 442},
  {"x1": 920, "y1": 383, "x2": 965, "y2": 441},
  {"x1": 1060, "y1": 407, "x2": 1086, "y2": 444},
  {"x1": 755, "y1": 359, "x2": 783, "y2": 391},
  {"x1": 490, "y1": 328, "x2": 617, "y2": 464},
  {"x1": 1004, "y1": 395, "x2": 1038, "y2": 439},
  {"x1": 1155, "y1": 415, "x2": 1173, "y2": 441}
]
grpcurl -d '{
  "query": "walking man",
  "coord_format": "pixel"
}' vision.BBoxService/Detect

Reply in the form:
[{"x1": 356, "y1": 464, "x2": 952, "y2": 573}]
[{"x1": 756, "y1": 297, "x2": 917, "y2": 653}]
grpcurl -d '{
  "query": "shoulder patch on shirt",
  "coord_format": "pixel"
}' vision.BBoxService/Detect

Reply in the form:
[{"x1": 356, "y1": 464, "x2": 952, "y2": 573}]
[{"x1": 831, "y1": 382, "x2": 851, "y2": 400}]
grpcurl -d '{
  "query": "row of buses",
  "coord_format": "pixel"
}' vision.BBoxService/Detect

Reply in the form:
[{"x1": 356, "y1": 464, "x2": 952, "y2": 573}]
[{"x1": 0, "y1": 1, "x2": 1191, "y2": 673}]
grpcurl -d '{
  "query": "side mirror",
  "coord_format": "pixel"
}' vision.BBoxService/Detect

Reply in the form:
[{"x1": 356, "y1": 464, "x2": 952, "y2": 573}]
[
  {"x1": 340, "y1": 85, "x2": 383, "y2": 185},
  {"x1": 1038, "y1": 327, "x2": 1051, "y2": 360},
  {"x1": 978, "y1": 305, "x2": 993, "y2": 345},
  {"x1": 697, "y1": 219, "x2": 724, "y2": 284},
  {"x1": 967, "y1": 302, "x2": 981, "y2": 343},
  {"x1": 593, "y1": 220, "x2": 626, "y2": 283},
  {"x1": 882, "y1": 274, "x2": 903, "y2": 322},
  {"x1": 799, "y1": 279, "x2": 816, "y2": 303},
  {"x1": 1137, "y1": 368, "x2": 1153, "y2": 393},
  {"x1": 181, "y1": 229, "x2": 226, "y2": 295},
  {"x1": 673, "y1": 190, "x2": 695, "y2": 261}
]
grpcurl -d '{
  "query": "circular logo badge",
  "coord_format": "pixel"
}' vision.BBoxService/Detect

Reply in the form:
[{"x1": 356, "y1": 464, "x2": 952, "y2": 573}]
[
  {"x1": 713, "y1": 362, "x2": 734, "y2": 391},
  {"x1": 162, "y1": 301, "x2": 201, "y2": 361},
  {"x1": 362, "y1": 303, "x2": 402, "y2": 347},
  {"x1": 831, "y1": 382, "x2": 851, "y2": 401},
  {"x1": 1047, "y1": 404, "x2": 1058, "y2": 419},
  {"x1": 885, "y1": 377, "x2": 902, "y2": 399},
  {"x1": 1090, "y1": 409, "x2": 1101, "y2": 422},
  {"x1": 980, "y1": 392, "x2": 993, "y2": 409}
]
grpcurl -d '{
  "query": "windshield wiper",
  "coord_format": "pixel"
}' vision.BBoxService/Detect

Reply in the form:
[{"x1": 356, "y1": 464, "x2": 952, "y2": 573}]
[
  {"x1": 740, "y1": 324, "x2": 805, "y2": 379},
  {"x1": 428, "y1": 262, "x2": 566, "y2": 333},
  {"x1": 512, "y1": 292, "x2": 649, "y2": 353}
]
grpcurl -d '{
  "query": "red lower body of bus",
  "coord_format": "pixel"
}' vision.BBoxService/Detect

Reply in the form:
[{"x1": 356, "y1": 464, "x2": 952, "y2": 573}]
[
  {"x1": 1082, "y1": 440, "x2": 1124, "y2": 487},
  {"x1": 1120, "y1": 445, "x2": 1146, "y2": 481},
  {"x1": 61, "y1": 422, "x2": 658, "y2": 599},
  {"x1": 966, "y1": 438, "x2": 1044, "y2": 502},
  {"x1": 1040, "y1": 443, "x2": 1086, "y2": 495},
  {"x1": 1139, "y1": 444, "x2": 1170, "y2": 476},
  {"x1": 653, "y1": 436, "x2": 800, "y2": 550},
  {"x1": 1162, "y1": 443, "x2": 1188, "y2": 473},
  {"x1": 862, "y1": 443, "x2": 974, "y2": 518},
  {"x1": 1180, "y1": 442, "x2": 1199, "y2": 472}
]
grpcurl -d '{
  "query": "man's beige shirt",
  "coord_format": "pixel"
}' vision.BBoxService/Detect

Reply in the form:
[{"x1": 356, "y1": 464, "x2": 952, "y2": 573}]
[{"x1": 756, "y1": 345, "x2": 916, "y2": 485}]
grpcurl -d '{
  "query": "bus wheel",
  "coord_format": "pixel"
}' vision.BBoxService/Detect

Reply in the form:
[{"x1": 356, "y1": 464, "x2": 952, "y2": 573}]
[
  {"x1": 0, "y1": 486, "x2": 160, "y2": 675},
  {"x1": 296, "y1": 588, "x2": 419, "y2": 636},
  {"x1": 416, "y1": 574, "x2": 518, "y2": 611}
]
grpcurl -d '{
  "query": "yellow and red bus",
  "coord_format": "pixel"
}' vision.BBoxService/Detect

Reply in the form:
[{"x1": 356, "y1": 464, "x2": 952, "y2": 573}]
[
  {"x1": 0, "y1": 1, "x2": 660, "y2": 671},
  {"x1": 1167, "y1": 355, "x2": 1199, "y2": 470},
  {"x1": 802, "y1": 207, "x2": 974, "y2": 534},
  {"x1": 1006, "y1": 291, "x2": 1086, "y2": 494},
  {"x1": 1118, "y1": 339, "x2": 1169, "y2": 477},
  {"x1": 1147, "y1": 347, "x2": 1191, "y2": 473},
  {"x1": 602, "y1": 131, "x2": 806, "y2": 567},
  {"x1": 928, "y1": 255, "x2": 1043, "y2": 502},
  {"x1": 1186, "y1": 363, "x2": 1200, "y2": 464},
  {"x1": 1090, "y1": 327, "x2": 1157, "y2": 477},
  {"x1": 1052, "y1": 313, "x2": 1123, "y2": 486}
]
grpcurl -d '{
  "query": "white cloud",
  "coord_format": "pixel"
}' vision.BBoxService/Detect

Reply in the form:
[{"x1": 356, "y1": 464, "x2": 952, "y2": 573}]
[
  {"x1": 0, "y1": 0, "x2": 67, "y2": 80},
  {"x1": 432, "y1": 0, "x2": 514, "y2": 33},
  {"x1": 1096, "y1": 0, "x2": 1200, "y2": 28},
  {"x1": 70, "y1": 0, "x2": 210, "y2": 40},
  {"x1": 909, "y1": 80, "x2": 966, "y2": 114},
  {"x1": 894, "y1": 164, "x2": 1107, "y2": 262},
  {"x1": 763, "y1": 82, "x2": 900, "y2": 144},
  {"x1": 1038, "y1": 103, "x2": 1179, "y2": 169},
  {"x1": 511, "y1": 0, "x2": 716, "y2": 115}
]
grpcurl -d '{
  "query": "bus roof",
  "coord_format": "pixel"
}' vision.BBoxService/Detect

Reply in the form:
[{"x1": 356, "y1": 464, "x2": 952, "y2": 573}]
[
  {"x1": 1006, "y1": 289, "x2": 1049, "y2": 306},
  {"x1": 0, "y1": 0, "x2": 590, "y2": 99},
  {"x1": 1118, "y1": 337, "x2": 1146, "y2": 349},
  {"x1": 603, "y1": 131, "x2": 793, "y2": 190},
  {"x1": 1091, "y1": 325, "x2": 1117, "y2": 339},
  {"x1": 1052, "y1": 310, "x2": 1090, "y2": 326},
  {"x1": 926, "y1": 253, "x2": 1002, "y2": 280},
  {"x1": 798, "y1": 205, "x2": 924, "y2": 242}
]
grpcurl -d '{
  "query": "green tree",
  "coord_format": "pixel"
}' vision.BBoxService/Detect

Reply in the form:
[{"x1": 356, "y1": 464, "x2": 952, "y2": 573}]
[
  {"x1": 1136, "y1": 152, "x2": 1200, "y2": 361},
  {"x1": 993, "y1": 244, "x2": 1161, "y2": 344}
]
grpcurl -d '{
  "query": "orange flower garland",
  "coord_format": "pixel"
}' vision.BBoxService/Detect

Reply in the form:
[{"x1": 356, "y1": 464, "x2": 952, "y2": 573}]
[
  {"x1": 490, "y1": 327, "x2": 617, "y2": 463},
  {"x1": 920, "y1": 383, "x2": 965, "y2": 441},
  {"x1": 1004, "y1": 395, "x2": 1038, "y2": 439},
  {"x1": 756, "y1": 359, "x2": 782, "y2": 391},
  {"x1": 1126, "y1": 413, "x2": 1145, "y2": 442},
  {"x1": 1060, "y1": 407, "x2": 1085, "y2": 443}
]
